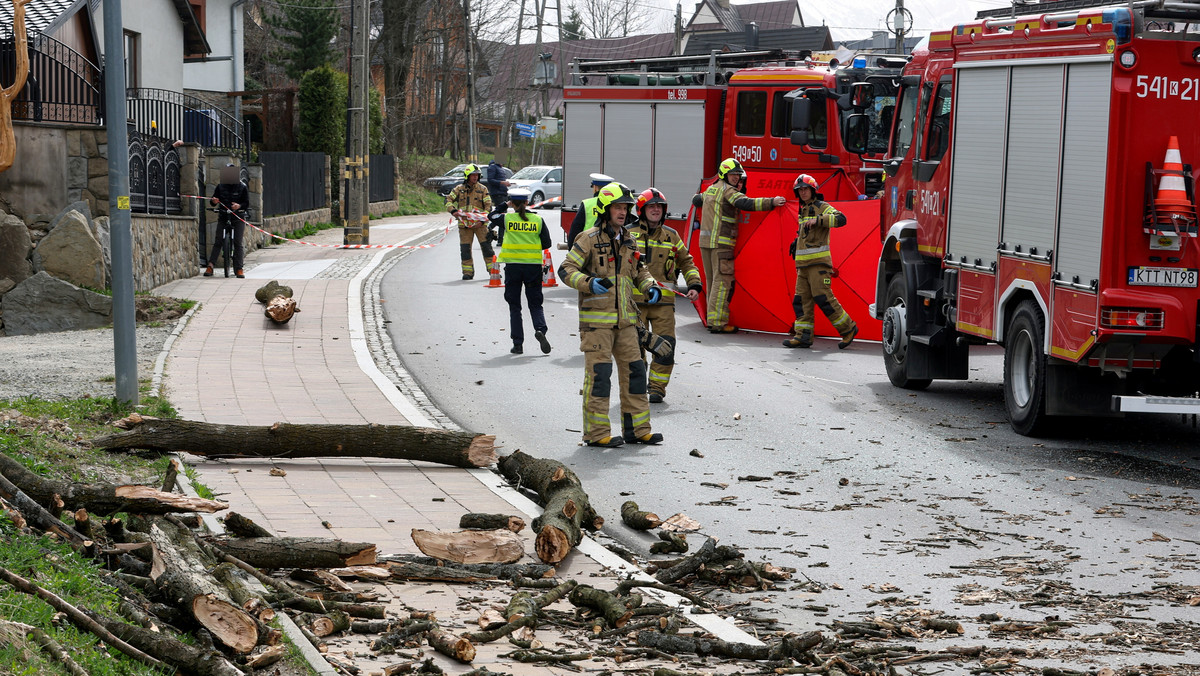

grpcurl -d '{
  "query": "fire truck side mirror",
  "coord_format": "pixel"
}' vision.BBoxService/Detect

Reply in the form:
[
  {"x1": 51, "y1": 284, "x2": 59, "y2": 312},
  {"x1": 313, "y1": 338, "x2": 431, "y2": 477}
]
[
  {"x1": 851, "y1": 82, "x2": 875, "y2": 109},
  {"x1": 843, "y1": 114, "x2": 870, "y2": 155},
  {"x1": 790, "y1": 98, "x2": 811, "y2": 146}
]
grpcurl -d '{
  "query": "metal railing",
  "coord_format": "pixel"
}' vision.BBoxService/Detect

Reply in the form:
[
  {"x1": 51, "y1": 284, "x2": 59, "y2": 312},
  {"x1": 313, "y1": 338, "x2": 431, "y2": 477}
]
[
  {"x1": 0, "y1": 28, "x2": 103, "y2": 125},
  {"x1": 126, "y1": 87, "x2": 245, "y2": 153}
]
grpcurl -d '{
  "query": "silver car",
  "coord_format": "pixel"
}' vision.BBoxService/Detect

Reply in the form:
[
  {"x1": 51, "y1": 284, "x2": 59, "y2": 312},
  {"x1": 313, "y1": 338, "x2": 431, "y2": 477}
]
[{"x1": 507, "y1": 165, "x2": 563, "y2": 207}]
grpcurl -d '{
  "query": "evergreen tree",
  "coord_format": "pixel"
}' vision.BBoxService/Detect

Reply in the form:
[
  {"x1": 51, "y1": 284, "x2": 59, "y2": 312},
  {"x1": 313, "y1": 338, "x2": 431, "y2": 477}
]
[
  {"x1": 562, "y1": 5, "x2": 585, "y2": 41},
  {"x1": 297, "y1": 65, "x2": 348, "y2": 158},
  {"x1": 266, "y1": 0, "x2": 340, "y2": 81}
]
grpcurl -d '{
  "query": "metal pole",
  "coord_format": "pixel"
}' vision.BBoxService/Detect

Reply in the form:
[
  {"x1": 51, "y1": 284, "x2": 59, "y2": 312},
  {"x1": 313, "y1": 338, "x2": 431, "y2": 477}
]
[
  {"x1": 103, "y1": 0, "x2": 137, "y2": 405},
  {"x1": 344, "y1": 0, "x2": 367, "y2": 245},
  {"x1": 894, "y1": 0, "x2": 906, "y2": 53},
  {"x1": 358, "y1": 0, "x2": 370, "y2": 244}
]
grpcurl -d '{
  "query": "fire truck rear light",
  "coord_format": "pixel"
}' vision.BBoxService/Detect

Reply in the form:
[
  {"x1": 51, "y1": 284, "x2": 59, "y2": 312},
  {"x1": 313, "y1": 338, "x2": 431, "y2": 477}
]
[{"x1": 1100, "y1": 307, "x2": 1164, "y2": 330}]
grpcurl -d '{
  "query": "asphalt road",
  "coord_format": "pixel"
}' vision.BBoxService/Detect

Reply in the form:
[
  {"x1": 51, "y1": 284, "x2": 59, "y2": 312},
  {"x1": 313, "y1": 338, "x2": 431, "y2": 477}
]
[{"x1": 382, "y1": 211, "x2": 1200, "y2": 668}]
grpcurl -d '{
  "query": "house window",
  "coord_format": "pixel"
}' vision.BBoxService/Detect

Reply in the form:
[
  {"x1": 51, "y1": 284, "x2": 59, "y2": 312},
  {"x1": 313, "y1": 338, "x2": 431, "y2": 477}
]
[
  {"x1": 186, "y1": 2, "x2": 206, "y2": 59},
  {"x1": 433, "y1": 34, "x2": 444, "y2": 66},
  {"x1": 735, "y1": 90, "x2": 766, "y2": 137},
  {"x1": 124, "y1": 30, "x2": 140, "y2": 89}
]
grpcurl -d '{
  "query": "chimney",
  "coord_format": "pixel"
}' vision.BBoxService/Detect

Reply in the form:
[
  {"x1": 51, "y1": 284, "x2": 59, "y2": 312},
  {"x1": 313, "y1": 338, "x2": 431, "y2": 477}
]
[{"x1": 744, "y1": 22, "x2": 758, "y2": 50}]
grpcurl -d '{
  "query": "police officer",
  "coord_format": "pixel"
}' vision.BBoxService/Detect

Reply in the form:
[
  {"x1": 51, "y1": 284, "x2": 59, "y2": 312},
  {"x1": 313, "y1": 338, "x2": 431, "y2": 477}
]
[
  {"x1": 629, "y1": 188, "x2": 702, "y2": 403},
  {"x1": 496, "y1": 188, "x2": 553, "y2": 355},
  {"x1": 692, "y1": 158, "x2": 785, "y2": 333},
  {"x1": 445, "y1": 164, "x2": 494, "y2": 280},
  {"x1": 784, "y1": 174, "x2": 858, "y2": 349},
  {"x1": 559, "y1": 182, "x2": 663, "y2": 447},
  {"x1": 566, "y1": 173, "x2": 616, "y2": 246}
]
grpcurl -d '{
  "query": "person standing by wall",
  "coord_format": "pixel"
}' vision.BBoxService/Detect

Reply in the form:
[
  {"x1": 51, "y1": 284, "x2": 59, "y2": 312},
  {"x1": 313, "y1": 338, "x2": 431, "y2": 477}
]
[
  {"x1": 496, "y1": 188, "x2": 553, "y2": 355},
  {"x1": 204, "y1": 163, "x2": 249, "y2": 278},
  {"x1": 629, "y1": 188, "x2": 701, "y2": 403},
  {"x1": 692, "y1": 158, "x2": 785, "y2": 333},
  {"x1": 445, "y1": 164, "x2": 494, "y2": 280},
  {"x1": 783, "y1": 173, "x2": 858, "y2": 349},
  {"x1": 559, "y1": 182, "x2": 663, "y2": 447}
]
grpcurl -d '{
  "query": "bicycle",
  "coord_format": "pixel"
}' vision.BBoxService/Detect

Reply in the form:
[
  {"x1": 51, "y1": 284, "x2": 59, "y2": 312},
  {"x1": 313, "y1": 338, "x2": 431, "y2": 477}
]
[{"x1": 207, "y1": 206, "x2": 246, "y2": 278}]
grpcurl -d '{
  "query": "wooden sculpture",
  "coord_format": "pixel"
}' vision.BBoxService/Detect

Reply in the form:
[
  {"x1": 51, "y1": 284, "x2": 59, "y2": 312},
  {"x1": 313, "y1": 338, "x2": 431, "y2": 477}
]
[{"x1": 0, "y1": 0, "x2": 31, "y2": 174}]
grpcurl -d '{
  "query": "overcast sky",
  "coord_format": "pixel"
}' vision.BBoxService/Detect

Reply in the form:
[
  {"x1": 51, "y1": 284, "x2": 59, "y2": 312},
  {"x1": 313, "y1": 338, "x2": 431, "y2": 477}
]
[{"x1": 635, "y1": 0, "x2": 1014, "y2": 41}]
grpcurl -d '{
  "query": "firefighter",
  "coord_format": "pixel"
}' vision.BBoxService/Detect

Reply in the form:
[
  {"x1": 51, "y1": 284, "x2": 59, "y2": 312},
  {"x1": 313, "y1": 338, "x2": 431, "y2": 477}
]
[
  {"x1": 784, "y1": 173, "x2": 858, "y2": 349},
  {"x1": 629, "y1": 188, "x2": 702, "y2": 403},
  {"x1": 496, "y1": 188, "x2": 553, "y2": 355},
  {"x1": 559, "y1": 182, "x2": 663, "y2": 447},
  {"x1": 445, "y1": 164, "x2": 494, "y2": 280},
  {"x1": 566, "y1": 173, "x2": 616, "y2": 246},
  {"x1": 692, "y1": 158, "x2": 786, "y2": 333}
]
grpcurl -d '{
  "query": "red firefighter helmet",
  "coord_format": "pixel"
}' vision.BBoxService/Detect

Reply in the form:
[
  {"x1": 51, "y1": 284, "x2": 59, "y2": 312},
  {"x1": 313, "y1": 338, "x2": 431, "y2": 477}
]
[
  {"x1": 793, "y1": 173, "x2": 820, "y2": 198},
  {"x1": 636, "y1": 187, "x2": 668, "y2": 211}
]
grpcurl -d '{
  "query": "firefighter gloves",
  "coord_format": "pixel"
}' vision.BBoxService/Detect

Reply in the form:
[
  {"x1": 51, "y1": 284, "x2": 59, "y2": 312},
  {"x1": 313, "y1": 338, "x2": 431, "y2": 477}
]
[{"x1": 590, "y1": 278, "x2": 611, "y2": 295}]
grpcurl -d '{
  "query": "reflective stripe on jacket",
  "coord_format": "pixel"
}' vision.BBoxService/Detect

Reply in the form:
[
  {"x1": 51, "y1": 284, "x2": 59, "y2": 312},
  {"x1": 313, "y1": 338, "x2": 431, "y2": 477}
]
[
  {"x1": 496, "y1": 212, "x2": 546, "y2": 264},
  {"x1": 445, "y1": 182, "x2": 492, "y2": 217},
  {"x1": 794, "y1": 199, "x2": 846, "y2": 268},
  {"x1": 696, "y1": 181, "x2": 775, "y2": 249},
  {"x1": 629, "y1": 222, "x2": 701, "y2": 305},
  {"x1": 558, "y1": 224, "x2": 656, "y2": 329}
]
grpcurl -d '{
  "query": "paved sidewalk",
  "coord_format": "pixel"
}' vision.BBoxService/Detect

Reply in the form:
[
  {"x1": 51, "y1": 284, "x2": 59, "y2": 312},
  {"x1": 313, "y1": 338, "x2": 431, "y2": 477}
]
[{"x1": 153, "y1": 216, "x2": 619, "y2": 675}]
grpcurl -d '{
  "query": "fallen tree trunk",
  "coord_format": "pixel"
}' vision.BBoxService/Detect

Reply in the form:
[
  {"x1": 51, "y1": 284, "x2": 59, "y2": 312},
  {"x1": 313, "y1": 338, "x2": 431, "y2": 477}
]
[
  {"x1": 220, "y1": 512, "x2": 273, "y2": 538},
  {"x1": 411, "y1": 528, "x2": 524, "y2": 565},
  {"x1": 86, "y1": 609, "x2": 244, "y2": 676},
  {"x1": 204, "y1": 536, "x2": 376, "y2": 569},
  {"x1": 0, "y1": 470, "x2": 88, "y2": 546},
  {"x1": 90, "y1": 417, "x2": 496, "y2": 468},
  {"x1": 0, "y1": 453, "x2": 227, "y2": 515},
  {"x1": 497, "y1": 450, "x2": 602, "y2": 564},
  {"x1": 459, "y1": 513, "x2": 526, "y2": 532},
  {"x1": 146, "y1": 523, "x2": 258, "y2": 653}
]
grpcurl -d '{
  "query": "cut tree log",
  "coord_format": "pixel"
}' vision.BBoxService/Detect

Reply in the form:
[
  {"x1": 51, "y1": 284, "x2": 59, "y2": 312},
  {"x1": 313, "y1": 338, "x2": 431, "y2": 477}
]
[
  {"x1": 496, "y1": 450, "x2": 602, "y2": 564},
  {"x1": 264, "y1": 295, "x2": 299, "y2": 323},
  {"x1": 569, "y1": 584, "x2": 634, "y2": 629},
  {"x1": 0, "y1": 453, "x2": 227, "y2": 515},
  {"x1": 90, "y1": 417, "x2": 496, "y2": 468},
  {"x1": 411, "y1": 528, "x2": 524, "y2": 565},
  {"x1": 86, "y1": 609, "x2": 244, "y2": 676},
  {"x1": 380, "y1": 554, "x2": 555, "y2": 581},
  {"x1": 650, "y1": 531, "x2": 688, "y2": 555},
  {"x1": 459, "y1": 513, "x2": 526, "y2": 532},
  {"x1": 255, "y1": 280, "x2": 293, "y2": 304},
  {"x1": 654, "y1": 537, "x2": 716, "y2": 584},
  {"x1": 620, "y1": 501, "x2": 661, "y2": 530},
  {"x1": 427, "y1": 628, "x2": 475, "y2": 663},
  {"x1": 204, "y1": 536, "x2": 376, "y2": 569},
  {"x1": 220, "y1": 511, "x2": 273, "y2": 538},
  {"x1": 0, "y1": 469, "x2": 88, "y2": 546},
  {"x1": 146, "y1": 523, "x2": 258, "y2": 653}
]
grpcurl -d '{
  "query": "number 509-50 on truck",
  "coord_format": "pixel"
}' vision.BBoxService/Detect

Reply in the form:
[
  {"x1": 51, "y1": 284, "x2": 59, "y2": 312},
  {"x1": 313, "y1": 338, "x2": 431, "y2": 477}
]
[{"x1": 853, "y1": 3, "x2": 1200, "y2": 435}]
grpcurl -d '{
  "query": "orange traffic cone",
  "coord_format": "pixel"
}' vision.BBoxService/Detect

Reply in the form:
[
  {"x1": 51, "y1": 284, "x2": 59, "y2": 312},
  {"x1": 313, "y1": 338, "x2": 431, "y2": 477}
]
[
  {"x1": 485, "y1": 255, "x2": 503, "y2": 288},
  {"x1": 541, "y1": 249, "x2": 558, "y2": 287},
  {"x1": 1155, "y1": 136, "x2": 1195, "y2": 224}
]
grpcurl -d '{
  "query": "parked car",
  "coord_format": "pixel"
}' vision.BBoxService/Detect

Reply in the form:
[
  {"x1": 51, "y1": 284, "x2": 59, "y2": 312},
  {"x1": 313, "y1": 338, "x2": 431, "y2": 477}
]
[
  {"x1": 423, "y1": 164, "x2": 469, "y2": 196},
  {"x1": 507, "y1": 165, "x2": 563, "y2": 206},
  {"x1": 426, "y1": 164, "x2": 515, "y2": 198}
]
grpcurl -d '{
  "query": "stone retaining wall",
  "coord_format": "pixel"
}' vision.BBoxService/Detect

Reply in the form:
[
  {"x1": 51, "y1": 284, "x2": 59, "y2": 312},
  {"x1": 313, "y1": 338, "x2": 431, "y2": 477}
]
[
  {"x1": 369, "y1": 200, "x2": 398, "y2": 218},
  {"x1": 132, "y1": 214, "x2": 198, "y2": 293},
  {"x1": 258, "y1": 208, "x2": 333, "y2": 247}
]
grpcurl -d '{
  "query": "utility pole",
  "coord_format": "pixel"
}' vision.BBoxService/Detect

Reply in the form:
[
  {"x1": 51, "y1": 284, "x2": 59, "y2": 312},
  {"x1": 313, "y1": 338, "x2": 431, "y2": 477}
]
[
  {"x1": 533, "y1": 0, "x2": 546, "y2": 119},
  {"x1": 103, "y1": 0, "x2": 137, "y2": 405},
  {"x1": 344, "y1": 0, "x2": 369, "y2": 245},
  {"x1": 501, "y1": 0, "x2": 527, "y2": 150},
  {"x1": 893, "y1": 0, "x2": 906, "y2": 54},
  {"x1": 463, "y1": 0, "x2": 478, "y2": 161},
  {"x1": 674, "y1": 2, "x2": 683, "y2": 56}
]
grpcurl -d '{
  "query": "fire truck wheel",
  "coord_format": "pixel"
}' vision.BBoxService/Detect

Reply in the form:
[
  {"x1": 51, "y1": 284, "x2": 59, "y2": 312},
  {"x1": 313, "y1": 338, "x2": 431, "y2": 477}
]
[
  {"x1": 882, "y1": 275, "x2": 931, "y2": 391},
  {"x1": 1004, "y1": 300, "x2": 1051, "y2": 436}
]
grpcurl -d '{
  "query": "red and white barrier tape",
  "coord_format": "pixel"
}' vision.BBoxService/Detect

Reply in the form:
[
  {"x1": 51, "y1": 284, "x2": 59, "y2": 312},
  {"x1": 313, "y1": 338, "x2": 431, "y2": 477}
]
[{"x1": 182, "y1": 195, "x2": 453, "y2": 250}]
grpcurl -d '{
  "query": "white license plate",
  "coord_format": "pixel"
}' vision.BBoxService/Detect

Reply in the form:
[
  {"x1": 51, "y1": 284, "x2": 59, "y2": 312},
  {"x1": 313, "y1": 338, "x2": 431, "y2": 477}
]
[{"x1": 1127, "y1": 266, "x2": 1199, "y2": 287}]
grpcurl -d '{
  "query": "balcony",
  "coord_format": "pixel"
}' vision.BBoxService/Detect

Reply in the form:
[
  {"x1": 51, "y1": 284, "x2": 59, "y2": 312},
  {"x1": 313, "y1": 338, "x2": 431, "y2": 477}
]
[{"x1": 0, "y1": 27, "x2": 102, "y2": 125}]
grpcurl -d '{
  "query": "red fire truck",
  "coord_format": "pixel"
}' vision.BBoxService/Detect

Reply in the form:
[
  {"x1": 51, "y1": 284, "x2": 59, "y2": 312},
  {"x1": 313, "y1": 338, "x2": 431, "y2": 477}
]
[
  {"x1": 560, "y1": 51, "x2": 905, "y2": 338},
  {"x1": 862, "y1": 3, "x2": 1200, "y2": 434}
]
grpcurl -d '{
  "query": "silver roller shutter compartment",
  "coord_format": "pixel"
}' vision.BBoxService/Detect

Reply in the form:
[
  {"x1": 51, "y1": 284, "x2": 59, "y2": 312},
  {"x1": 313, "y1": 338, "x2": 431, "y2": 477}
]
[
  {"x1": 948, "y1": 67, "x2": 1009, "y2": 268},
  {"x1": 1002, "y1": 64, "x2": 1064, "y2": 257},
  {"x1": 652, "y1": 102, "x2": 707, "y2": 218},
  {"x1": 1055, "y1": 62, "x2": 1112, "y2": 287},
  {"x1": 563, "y1": 102, "x2": 603, "y2": 208},
  {"x1": 603, "y1": 103, "x2": 653, "y2": 196}
]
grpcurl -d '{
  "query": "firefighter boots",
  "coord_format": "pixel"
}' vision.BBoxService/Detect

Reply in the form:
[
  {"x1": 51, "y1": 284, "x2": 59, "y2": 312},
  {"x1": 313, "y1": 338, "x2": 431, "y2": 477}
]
[
  {"x1": 587, "y1": 436, "x2": 625, "y2": 448},
  {"x1": 624, "y1": 431, "x2": 664, "y2": 445}
]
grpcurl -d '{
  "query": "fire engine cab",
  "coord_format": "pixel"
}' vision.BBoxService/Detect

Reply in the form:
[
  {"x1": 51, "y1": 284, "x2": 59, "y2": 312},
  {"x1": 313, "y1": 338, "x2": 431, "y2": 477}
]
[
  {"x1": 560, "y1": 50, "x2": 905, "y2": 335},
  {"x1": 863, "y1": 3, "x2": 1200, "y2": 434}
]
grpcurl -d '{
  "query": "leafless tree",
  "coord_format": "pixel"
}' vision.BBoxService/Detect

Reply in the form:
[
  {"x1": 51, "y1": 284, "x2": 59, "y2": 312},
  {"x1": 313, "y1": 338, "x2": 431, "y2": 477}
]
[{"x1": 575, "y1": 0, "x2": 654, "y2": 39}]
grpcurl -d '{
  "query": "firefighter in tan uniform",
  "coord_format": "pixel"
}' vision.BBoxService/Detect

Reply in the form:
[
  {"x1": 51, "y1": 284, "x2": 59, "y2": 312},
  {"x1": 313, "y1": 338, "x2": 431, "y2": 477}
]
[
  {"x1": 445, "y1": 164, "x2": 494, "y2": 279},
  {"x1": 783, "y1": 174, "x2": 858, "y2": 349},
  {"x1": 629, "y1": 188, "x2": 702, "y2": 403},
  {"x1": 691, "y1": 158, "x2": 786, "y2": 332},
  {"x1": 559, "y1": 183, "x2": 663, "y2": 447}
]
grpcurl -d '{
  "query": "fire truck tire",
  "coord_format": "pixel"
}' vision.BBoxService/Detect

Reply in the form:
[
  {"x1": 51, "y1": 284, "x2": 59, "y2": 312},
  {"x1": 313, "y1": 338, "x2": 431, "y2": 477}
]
[
  {"x1": 882, "y1": 275, "x2": 931, "y2": 391},
  {"x1": 1004, "y1": 300, "x2": 1051, "y2": 436}
]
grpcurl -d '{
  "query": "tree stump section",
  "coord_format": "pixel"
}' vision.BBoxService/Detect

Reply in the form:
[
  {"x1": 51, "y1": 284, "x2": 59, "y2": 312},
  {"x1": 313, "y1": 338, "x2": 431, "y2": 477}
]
[
  {"x1": 411, "y1": 529, "x2": 524, "y2": 565},
  {"x1": 254, "y1": 281, "x2": 293, "y2": 304},
  {"x1": 620, "y1": 501, "x2": 661, "y2": 530},
  {"x1": 90, "y1": 416, "x2": 496, "y2": 468},
  {"x1": 264, "y1": 296, "x2": 298, "y2": 324},
  {"x1": 497, "y1": 450, "x2": 602, "y2": 564}
]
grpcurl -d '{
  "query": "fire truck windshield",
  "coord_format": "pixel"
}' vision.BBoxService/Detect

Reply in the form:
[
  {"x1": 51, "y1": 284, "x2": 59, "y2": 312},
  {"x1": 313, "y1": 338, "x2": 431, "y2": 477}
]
[{"x1": 855, "y1": 76, "x2": 898, "y2": 155}]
